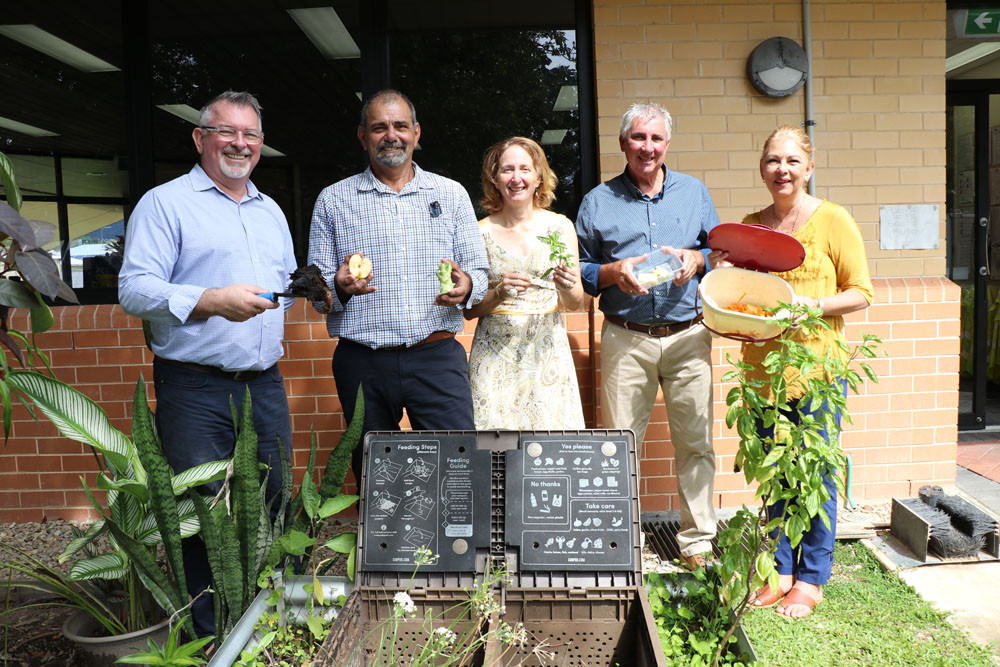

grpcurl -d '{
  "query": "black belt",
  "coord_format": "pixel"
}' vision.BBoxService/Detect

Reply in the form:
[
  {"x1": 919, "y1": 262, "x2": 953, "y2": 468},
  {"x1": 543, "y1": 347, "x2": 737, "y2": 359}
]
[
  {"x1": 154, "y1": 356, "x2": 271, "y2": 382},
  {"x1": 382, "y1": 330, "x2": 456, "y2": 351},
  {"x1": 605, "y1": 314, "x2": 697, "y2": 338}
]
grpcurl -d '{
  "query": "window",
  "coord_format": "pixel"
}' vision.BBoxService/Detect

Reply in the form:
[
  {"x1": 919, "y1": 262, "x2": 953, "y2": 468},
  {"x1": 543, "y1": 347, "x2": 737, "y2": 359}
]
[{"x1": 1, "y1": 0, "x2": 589, "y2": 302}]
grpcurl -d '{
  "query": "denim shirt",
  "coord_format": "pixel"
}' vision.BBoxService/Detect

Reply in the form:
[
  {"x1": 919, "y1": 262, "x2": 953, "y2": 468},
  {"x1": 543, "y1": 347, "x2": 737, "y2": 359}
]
[{"x1": 576, "y1": 166, "x2": 721, "y2": 324}]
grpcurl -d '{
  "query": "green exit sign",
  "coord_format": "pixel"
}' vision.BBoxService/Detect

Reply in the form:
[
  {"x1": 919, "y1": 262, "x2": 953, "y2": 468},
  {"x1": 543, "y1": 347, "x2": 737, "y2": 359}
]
[{"x1": 964, "y1": 10, "x2": 1000, "y2": 35}]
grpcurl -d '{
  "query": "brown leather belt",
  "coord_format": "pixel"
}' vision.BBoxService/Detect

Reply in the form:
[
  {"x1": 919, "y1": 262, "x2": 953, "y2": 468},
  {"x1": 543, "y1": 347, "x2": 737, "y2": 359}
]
[
  {"x1": 605, "y1": 314, "x2": 697, "y2": 338},
  {"x1": 154, "y1": 356, "x2": 271, "y2": 382},
  {"x1": 383, "y1": 330, "x2": 455, "y2": 351}
]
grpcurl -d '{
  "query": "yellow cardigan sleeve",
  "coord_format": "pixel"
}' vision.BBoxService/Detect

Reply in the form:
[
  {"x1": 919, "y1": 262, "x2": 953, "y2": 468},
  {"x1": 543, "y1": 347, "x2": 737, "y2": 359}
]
[{"x1": 827, "y1": 205, "x2": 874, "y2": 305}]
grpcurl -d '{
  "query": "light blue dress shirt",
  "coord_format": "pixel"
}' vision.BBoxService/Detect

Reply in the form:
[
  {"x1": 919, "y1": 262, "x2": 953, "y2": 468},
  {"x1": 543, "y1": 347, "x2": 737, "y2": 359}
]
[
  {"x1": 576, "y1": 166, "x2": 721, "y2": 325},
  {"x1": 307, "y1": 164, "x2": 488, "y2": 349},
  {"x1": 119, "y1": 164, "x2": 297, "y2": 371}
]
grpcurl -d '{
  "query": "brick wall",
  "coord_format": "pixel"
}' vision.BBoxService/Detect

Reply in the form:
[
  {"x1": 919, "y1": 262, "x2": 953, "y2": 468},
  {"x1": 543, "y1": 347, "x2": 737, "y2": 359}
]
[
  {"x1": 0, "y1": 275, "x2": 958, "y2": 521},
  {"x1": 0, "y1": 302, "x2": 599, "y2": 522}
]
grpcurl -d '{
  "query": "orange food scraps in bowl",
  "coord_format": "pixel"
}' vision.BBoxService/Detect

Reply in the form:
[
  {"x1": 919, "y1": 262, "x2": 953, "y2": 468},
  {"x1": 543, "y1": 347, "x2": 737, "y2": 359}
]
[{"x1": 722, "y1": 293, "x2": 772, "y2": 317}]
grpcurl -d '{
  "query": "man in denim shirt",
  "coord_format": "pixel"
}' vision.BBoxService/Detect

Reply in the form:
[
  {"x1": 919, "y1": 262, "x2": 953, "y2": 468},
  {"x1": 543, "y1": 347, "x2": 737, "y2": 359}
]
[
  {"x1": 308, "y1": 90, "x2": 488, "y2": 487},
  {"x1": 576, "y1": 102, "x2": 720, "y2": 570}
]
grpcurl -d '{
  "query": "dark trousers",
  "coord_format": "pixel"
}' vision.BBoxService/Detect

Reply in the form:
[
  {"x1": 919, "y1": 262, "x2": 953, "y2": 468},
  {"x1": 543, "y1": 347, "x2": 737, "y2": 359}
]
[
  {"x1": 755, "y1": 380, "x2": 847, "y2": 586},
  {"x1": 153, "y1": 360, "x2": 292, "y2": 638},
  {"x1": 333, "y1": 337, "x2": 475, "y2": 490}
]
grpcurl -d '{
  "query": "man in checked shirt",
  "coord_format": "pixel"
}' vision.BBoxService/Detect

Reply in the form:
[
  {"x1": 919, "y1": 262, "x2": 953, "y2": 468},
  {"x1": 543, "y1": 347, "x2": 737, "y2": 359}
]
[
  {"x1": 307, "y1": 89, "x2": 489, "y2": 487},
  {"x1": 576, "y1": 102, "x2": 721, "y2": 571}
]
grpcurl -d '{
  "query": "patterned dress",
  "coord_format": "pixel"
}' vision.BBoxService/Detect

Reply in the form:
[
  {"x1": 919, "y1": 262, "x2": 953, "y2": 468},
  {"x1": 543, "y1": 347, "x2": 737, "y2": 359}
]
[{"x1": 469, "y1": 211, "x2": 586, "y2": 430}]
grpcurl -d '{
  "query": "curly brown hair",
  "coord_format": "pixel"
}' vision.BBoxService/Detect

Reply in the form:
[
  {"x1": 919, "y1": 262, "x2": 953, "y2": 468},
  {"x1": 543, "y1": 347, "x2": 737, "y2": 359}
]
[{"x1": 480, "y1": 137, "x2": 558, "y2": 214}]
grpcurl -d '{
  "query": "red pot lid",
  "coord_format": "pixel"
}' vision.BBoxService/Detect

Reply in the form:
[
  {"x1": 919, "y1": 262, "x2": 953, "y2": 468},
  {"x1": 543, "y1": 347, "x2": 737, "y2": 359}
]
[{"x1": 707, "y1": 223, "x2": 805, "y2": 273}]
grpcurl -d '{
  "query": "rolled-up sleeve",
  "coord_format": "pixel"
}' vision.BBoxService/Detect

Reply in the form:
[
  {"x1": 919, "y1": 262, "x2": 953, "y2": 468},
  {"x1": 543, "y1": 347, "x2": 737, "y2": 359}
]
[
  {"x1": 453, "y1": 189, "x2": 488, "y2": 307},
  {"x1": 307, "y1": 187, "x2": 345, "y2": 314},
  {"x1": 575, "y1": 193, "x2": 602, "y2": 298}
]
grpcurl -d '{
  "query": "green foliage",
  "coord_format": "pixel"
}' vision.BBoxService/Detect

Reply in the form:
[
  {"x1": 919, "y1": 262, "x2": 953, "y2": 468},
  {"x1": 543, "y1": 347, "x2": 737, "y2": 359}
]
[
  {"x1": 0, "y1": 151, "x2": 79, "y2": 441},
  {"x1": 2, "y1": 373, "x2": 226, "y2": 637},
  {"x1": 0, "y1": 540, "x2": 131, "y2": 637},
  {"x1": 196, "y1": 385, "x2": 364, "y2": 646},
  {"x1": 234, "y1": 567, "x2": 350, "y2": 667},
  {"x1": 708, "y1": 302, "x2": 882, "y2": 666},
  {"x1": 742, "y1": 542, "x2": 997, "y2": 666},
  {"x1": 116, "y1": 614, "x2": 213, "y2": 666},
  {"x1": 645, "y1": 570, "x2": 750, "y2": 667},
  {"x1": 537, "y1": 230, "x2": 575, "y2": 278}
]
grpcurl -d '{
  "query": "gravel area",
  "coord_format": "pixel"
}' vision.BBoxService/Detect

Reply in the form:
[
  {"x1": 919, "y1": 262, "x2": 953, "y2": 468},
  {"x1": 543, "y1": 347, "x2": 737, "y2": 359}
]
[
  {"x1": 0, "y1": 520, "x2": 86, "y2": 576},
  {"x1": 0, "y1": 518, "x2": 356, "y2": 582}
]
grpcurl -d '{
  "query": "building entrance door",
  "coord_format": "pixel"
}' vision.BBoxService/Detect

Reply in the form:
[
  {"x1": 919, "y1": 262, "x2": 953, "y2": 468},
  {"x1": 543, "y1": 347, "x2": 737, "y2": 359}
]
[{"x1": 948, "y1": 91, "x2": 995, "y2": 429}]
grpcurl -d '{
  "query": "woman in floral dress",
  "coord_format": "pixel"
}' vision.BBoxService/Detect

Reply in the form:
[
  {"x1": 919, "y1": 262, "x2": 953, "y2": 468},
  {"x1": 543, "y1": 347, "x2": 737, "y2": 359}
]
[{"x1": 464, "y1": 137, "x2": 585, "y2": 429}]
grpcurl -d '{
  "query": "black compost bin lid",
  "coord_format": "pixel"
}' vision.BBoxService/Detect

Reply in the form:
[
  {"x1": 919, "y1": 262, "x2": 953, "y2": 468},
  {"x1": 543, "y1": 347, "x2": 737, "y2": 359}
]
[
  {"x1": 708, "y1": 222, "x2": 805, "y2": 273},
  {"x1": 355, "y1": 429, "x2": 642, "y2": 590}
]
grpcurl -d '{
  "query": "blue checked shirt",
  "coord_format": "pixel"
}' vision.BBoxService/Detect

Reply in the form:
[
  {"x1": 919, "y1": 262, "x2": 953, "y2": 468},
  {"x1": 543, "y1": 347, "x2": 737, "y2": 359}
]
[
  {"x1": 576, "y1": 166, "x2": 721, "y2": 324},
  {"x1": 307, "y1": 164, "x2": 488, "y2": 348},
  {"x1": 119, "y1": 165, "x2": 297, "y2": 371}
]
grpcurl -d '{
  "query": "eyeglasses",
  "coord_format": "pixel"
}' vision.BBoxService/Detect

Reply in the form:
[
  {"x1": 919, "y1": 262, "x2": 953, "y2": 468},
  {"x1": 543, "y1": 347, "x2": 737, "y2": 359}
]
[{"x1": 199, "y1": 125, "x2": 264, "y2": 144}]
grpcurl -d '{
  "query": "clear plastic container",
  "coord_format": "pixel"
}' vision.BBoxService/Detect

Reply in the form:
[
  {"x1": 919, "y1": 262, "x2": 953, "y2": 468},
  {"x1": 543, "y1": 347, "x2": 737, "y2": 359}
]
[{"x1": 632, "y1": 251, "x2": 683, "y2": 289}]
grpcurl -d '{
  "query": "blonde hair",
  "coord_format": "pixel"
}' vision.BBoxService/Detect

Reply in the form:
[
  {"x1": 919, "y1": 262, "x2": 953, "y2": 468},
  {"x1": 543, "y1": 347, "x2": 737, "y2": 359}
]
[
  {"x1": 761, "y1": 124, "x2": 814, "y2": 162},
  {"x1": 480, "y1": 137, "x2": 558, "y2": 214}
]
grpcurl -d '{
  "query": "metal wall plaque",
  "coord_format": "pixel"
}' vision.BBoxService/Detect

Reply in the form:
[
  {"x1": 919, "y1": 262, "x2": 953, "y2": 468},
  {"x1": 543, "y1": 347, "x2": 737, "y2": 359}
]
[{"x1": 880, "y1": 204, "x2": 939, "y2": 250}]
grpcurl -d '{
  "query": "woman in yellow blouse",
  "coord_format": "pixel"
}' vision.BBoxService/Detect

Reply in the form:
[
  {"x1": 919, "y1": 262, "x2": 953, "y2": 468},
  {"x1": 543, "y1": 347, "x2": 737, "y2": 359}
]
[{"x1": 711, "y1": 125, "x2": 873, "y2": 619}]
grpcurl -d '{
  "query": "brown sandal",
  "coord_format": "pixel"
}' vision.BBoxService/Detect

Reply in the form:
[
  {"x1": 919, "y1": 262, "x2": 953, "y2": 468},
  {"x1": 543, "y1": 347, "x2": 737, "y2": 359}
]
[
  {"x1": 750, "y1": 584, "x2": 787, "y2": 608},
  {"x1": 776, "y1": 587, "x2": 821, "y2": 619}
]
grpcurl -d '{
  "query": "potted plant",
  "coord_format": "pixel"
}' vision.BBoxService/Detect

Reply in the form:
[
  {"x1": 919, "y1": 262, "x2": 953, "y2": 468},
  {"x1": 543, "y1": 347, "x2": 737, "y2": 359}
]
[
  {"x1": 205, "y1": 389, "x2": 365, "y2": 665},
  {"x1": 642, "y1": 304, "x2": 879, "y2": 666},
  {"x1": 2, "y1": 372, "x2": 228, "y2": 661}
]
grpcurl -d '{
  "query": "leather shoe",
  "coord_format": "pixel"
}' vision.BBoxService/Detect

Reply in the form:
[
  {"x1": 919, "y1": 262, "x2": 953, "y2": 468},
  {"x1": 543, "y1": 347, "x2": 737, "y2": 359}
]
[{"x1": 682, "y1": 553, "x2": 710, "y2": 571}]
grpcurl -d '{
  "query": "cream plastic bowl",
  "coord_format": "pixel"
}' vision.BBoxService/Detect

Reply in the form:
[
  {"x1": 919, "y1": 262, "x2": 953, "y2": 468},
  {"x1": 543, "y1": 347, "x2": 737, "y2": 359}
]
[{"x1": 699, "y1": 266, "x2": 794, "y2": 342}]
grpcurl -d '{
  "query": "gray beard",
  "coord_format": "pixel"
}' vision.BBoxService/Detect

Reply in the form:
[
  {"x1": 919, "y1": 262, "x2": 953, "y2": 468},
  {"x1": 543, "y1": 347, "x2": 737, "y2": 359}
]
[
  {"x1": 219, "y1": 155, "x2": 251, "y2": 179},
  {"x1": 375, "y1": 150, "x2": 407, "y2": 168}
]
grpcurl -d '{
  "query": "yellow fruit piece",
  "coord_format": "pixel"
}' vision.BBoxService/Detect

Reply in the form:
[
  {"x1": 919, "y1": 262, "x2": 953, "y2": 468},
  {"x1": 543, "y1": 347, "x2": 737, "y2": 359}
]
[{"x1": 349, "y1": 254, "x2": 372, "y2": 279}]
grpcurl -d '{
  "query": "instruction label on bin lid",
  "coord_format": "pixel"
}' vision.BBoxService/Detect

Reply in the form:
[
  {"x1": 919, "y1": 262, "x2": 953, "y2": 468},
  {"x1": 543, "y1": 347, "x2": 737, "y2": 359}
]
[
  {"x1": 361, "y1": 433, "x2": 491, "y2": 572},
  {"x1": 708, "y1": 223, "x2": 805, "y2": 272},
  {"x1": 507, "y1": 434, "x2": 635, "y2": 570}
]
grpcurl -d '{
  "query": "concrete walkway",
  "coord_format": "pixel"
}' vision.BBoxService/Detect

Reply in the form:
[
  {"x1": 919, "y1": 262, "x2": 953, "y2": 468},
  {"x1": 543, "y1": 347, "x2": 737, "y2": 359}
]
[{"x1": 886, "y1": 465, "x2": 1000, "y2": 656}]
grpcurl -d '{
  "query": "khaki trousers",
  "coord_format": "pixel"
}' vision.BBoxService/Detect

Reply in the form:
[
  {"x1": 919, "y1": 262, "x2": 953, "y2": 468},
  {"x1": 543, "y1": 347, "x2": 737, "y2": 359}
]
[{"x1": 600, "y1": 319, "x2": 717, "y2": 556}]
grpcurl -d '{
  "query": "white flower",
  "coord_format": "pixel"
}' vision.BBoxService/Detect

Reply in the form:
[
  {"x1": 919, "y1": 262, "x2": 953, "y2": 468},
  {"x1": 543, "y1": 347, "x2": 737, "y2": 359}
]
[
  {"x1": 432, "y1": 626, "x2": 457, "y2": 646},
  {"x1": 393, "y1": 591, "x2": 416, "y2": 616}
]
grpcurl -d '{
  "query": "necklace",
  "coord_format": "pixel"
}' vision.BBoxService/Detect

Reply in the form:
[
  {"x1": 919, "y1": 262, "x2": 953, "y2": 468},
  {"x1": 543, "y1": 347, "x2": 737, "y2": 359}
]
[{"x1": 768, "y1": 196, "x2": 805, "y2": 234}]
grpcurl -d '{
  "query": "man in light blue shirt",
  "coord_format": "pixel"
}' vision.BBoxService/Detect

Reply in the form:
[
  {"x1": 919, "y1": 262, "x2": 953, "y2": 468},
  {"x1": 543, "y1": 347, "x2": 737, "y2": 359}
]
[
  {"x1": 308, "y1": 89, "x2": 488, "y2": 487},
  {"x1": 576, "y1": 102, "x2": 719, "y2": 572},
  {"x1": 119, "y1": 90, "x2": 296, "y2": 638}
]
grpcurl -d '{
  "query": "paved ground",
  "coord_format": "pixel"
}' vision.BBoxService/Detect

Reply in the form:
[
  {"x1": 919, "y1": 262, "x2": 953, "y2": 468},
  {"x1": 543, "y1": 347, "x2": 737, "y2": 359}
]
[
  {"x1": 899, "y1": 560, "x2": 1000, "y2": 654},
  {"x1": 885, "y1": 446, "x2": 1000, "y2": 656}
]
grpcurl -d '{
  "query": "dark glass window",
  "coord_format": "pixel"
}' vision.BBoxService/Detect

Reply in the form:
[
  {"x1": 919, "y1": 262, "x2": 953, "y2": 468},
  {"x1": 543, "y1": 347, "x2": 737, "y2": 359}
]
[
  {"x1": 389, "y1": 1, "x2": 581, "y2": 219},
  {"x1": 149, "y1": 1, "x2": 364, "y2": 262},
  {"x1": 0, "y1": 1, "x2": 126, "y2": 302},
  {"x1": 2, "y1": 0, "x2": 585, "y2": 302}
]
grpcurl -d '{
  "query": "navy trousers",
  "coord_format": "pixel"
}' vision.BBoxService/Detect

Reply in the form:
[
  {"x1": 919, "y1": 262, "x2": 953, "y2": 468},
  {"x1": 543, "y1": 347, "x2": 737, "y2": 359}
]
[
  {"x1": 153, "y1": 360, "x2": 292, "y2": 638},
  {"x1": 332, "y1": 337, "x2": 476, "y2": 489},
  {"x1": 755, "y1": 380, "x2": 847, "y2": 586}
]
